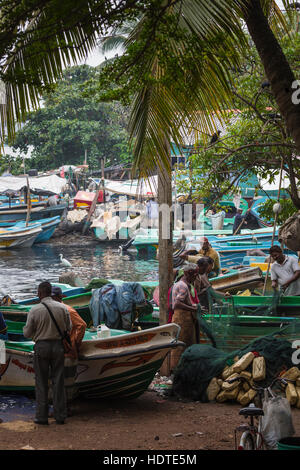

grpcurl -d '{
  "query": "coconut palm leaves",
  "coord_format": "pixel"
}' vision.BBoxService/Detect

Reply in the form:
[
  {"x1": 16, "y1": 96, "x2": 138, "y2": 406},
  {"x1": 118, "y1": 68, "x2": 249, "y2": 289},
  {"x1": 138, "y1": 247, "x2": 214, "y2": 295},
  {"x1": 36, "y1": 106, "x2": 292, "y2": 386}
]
[
  {"x1": 0, "y1": 0, "x2": 142, "y2": 144},
  {"x1": 125, "y1": 0, "x2": 248, "y2": 178}
]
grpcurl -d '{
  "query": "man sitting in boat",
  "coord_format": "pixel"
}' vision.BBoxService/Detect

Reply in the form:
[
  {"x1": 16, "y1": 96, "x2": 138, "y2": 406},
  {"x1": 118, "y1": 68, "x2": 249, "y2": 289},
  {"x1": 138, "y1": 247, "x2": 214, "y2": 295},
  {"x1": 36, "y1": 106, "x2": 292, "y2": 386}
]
[
  {"x1": 269, "y1": 245, "x2": 300, "y2": 296},
  {"x1": 51, "y1": 286, "x2": 86, "y2": 412},
  {"x1": 170, "y1": 264, "x2": 199, "y2": 371},
  {"x1": 179, "y1": 237, "x2": 221, "y2": 277}
]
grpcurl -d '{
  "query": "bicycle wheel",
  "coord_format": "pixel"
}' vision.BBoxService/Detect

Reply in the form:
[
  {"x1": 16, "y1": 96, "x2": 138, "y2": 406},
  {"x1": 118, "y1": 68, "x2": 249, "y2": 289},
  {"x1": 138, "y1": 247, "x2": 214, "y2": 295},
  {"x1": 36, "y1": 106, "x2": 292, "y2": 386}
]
[{"x1": 239, "y1": 432, "x2": 255, "y2": 450}]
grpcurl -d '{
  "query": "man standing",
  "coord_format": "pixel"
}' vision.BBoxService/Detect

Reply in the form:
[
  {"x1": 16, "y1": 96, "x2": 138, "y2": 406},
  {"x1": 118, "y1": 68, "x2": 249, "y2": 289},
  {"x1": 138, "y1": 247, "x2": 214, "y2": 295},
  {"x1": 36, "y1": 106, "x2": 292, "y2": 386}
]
[
  {"x1": 51, "y1": 286, "x2": 86, "y2": 407},
  {"x1": 170, "y1": 264, "x2": 199, "y2": 371},
  {"x1": 269, "y1": 245, "x2": 300, "y2": 296},
  {"x1": 232, "y1": 208, "x2": 247, "y2": 235},
  {"x1": 23, "y1": 281, "x2": 71, "y2": 425}
]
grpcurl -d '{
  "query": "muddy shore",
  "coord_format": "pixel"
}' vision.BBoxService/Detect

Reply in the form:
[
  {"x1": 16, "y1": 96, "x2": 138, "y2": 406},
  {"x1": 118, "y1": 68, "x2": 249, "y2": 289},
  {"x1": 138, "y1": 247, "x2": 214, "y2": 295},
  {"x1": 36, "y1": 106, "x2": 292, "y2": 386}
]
[{"x1": 1, "y1": 390, "x2": 300, "y2": 451}]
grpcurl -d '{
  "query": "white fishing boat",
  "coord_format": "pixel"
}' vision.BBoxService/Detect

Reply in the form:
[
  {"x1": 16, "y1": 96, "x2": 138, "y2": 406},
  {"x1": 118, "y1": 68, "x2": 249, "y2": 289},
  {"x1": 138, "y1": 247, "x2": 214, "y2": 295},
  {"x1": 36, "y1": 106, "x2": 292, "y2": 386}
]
[
  {"x1": 0, "y1": 323, "x2": 182, "y2": 399},
  {"x1": 0, "y1": 225, "x2": 42, "y2": 248}
]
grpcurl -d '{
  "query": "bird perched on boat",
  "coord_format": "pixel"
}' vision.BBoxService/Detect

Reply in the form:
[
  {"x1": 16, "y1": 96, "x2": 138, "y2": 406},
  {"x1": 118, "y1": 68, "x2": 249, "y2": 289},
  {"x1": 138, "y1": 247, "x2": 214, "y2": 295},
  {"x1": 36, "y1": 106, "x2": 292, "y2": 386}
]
[{"x1": 59, "y1": 253, "x2": 72, "y2": 267}]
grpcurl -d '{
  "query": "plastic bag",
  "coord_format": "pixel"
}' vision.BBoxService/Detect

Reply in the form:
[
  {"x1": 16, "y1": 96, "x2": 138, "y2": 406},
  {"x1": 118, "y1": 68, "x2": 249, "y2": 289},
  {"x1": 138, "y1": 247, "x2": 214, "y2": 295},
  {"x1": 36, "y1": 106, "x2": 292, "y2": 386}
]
[{"x1": 260, "y1": 393, "x2": 295, "y2": 450}]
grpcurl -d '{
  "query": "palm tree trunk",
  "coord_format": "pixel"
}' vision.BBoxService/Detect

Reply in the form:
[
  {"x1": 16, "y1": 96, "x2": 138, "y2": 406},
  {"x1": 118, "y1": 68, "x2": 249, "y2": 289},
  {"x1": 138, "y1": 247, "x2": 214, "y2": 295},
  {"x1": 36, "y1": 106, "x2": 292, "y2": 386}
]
[{"x1": 243, "y1": 0, "x2": 300, "y2": 154}]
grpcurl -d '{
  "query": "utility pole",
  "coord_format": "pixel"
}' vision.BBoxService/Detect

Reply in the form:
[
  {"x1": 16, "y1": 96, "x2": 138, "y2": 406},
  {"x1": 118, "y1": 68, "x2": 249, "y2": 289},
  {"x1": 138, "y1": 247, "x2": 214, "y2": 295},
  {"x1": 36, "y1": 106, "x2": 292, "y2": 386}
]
[
  {"x1": 158, "y1": 143, "x2": 173, "y2": 324},
  {"x1": 158, "y1": 144, "x2": 173, "y2": 376}
]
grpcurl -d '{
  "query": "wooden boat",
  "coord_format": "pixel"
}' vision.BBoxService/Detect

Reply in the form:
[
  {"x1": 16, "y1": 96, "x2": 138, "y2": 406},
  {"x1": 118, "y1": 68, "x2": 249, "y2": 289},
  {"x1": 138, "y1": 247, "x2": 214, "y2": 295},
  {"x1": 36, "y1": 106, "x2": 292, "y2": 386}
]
[
  {"x1": 1, "y1": 292, "x2": 94, "y2": 326},
  {"x1": 208, "y1": 267, "x2": 264, "y2": 294},
  {"x1": 199, "y1": 314, "x2": 300, "y2": 353},
  {"x1": 202, "y1": 196, "x2": 249, "y2": 232},
  {"x1": 11, "y1": 216, "x2": 61, "y2": 243},
  {"x1": 17, "y1": 283, "x2": 86, "y2": 305},
  {"x1": 0, "y1": 323, "x2": 183, "y2": 398},
  {"x1": 2, "y1": 271, "x2": 265, "y2": 324},
  {"x1": 198, "y1": 241, "x2": 295, "y2": 269},
  {"x1": 132, "y1": 227, "x2": 278, "y2": 257},
  {"x1": 137, "y1": 293, "x2": 300, "y2": 328},
  {"x1": 0, "y1": 204, "x2": 67, "y2": 228},
  {"x1": 0, "y1": 225, "x2": 42, "y2": 249}
]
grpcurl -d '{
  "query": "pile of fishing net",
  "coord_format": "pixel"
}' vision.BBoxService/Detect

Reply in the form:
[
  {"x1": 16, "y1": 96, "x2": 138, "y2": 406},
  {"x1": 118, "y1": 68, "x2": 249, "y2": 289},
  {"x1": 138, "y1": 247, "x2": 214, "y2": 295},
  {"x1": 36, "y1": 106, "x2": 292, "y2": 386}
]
[{"x1": 172, "y1": 334, "x2": 297, "y2": 402}]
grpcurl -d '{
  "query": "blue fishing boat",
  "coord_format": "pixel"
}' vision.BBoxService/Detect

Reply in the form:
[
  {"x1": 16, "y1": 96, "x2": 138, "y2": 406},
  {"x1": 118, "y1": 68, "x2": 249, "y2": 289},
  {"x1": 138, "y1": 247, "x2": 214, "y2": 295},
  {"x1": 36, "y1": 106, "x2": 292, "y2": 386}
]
[
  {"x1": 17, "y1": 283, "x2": 86, "y2": 305},
  {"x1": 249, "y1": 197, "x2": 276, "y2": 228},
  {"x1": 11, "y1": 216, "x2": 61, "y2": 243},
  {"x1": 0, "y1": 203, "x2": 67, "y2": 227}
]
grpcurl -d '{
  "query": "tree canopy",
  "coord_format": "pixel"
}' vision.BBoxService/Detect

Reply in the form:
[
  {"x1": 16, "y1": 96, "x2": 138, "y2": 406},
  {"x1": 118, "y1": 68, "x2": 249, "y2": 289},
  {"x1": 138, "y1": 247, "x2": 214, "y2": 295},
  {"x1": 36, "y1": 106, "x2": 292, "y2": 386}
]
[
  {"x1": 11, "y1": 65, "x2": 133, "y2": 172},
  {"x1": 176, "y1": 23, "x2": 300, "y2": 209}
]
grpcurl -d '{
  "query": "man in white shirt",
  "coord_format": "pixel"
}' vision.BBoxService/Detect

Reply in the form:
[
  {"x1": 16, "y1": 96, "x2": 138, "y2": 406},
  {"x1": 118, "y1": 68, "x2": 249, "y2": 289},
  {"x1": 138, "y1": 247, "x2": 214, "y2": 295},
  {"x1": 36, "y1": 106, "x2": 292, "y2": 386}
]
[{"x1": 269, "y1": 245, "x2": 300, "y2": 296}]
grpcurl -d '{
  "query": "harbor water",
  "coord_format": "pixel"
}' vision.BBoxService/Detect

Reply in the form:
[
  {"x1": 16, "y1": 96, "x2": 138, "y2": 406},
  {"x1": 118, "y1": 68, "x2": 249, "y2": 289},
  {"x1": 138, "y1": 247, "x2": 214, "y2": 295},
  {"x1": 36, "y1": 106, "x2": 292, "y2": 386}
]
[
  {"x1": 0, "y1": 240, "x2": 158, "y2": 421},
  {"x1": 0, "y1": 242, "x2": 158, "y2": 301}
]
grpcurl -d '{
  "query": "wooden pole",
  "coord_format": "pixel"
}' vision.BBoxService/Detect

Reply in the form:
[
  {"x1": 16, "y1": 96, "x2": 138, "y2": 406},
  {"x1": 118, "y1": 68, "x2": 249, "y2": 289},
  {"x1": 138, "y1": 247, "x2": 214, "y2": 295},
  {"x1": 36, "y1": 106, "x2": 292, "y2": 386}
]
[
  {"x1": 262, "y1": 158, "x2": 284, "y2": 295},
  {"x1": 82, "y1": 181, "x2": 101, "y2": 234},
  {"x1": 101, "y1": 157, "x2": 105, "y2": 203}
]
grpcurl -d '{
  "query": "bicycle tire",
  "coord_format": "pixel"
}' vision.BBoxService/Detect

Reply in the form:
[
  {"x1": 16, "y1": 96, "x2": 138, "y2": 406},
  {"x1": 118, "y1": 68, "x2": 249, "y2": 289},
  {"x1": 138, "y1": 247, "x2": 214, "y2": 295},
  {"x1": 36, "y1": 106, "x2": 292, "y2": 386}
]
[{"x1": 240, "y1": 432, "x2": 255, "y2": 450}]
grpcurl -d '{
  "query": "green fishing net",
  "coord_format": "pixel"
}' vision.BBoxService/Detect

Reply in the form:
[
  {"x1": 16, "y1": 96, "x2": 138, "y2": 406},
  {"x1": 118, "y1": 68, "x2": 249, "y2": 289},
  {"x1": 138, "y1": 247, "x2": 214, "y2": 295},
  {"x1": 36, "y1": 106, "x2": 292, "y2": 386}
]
[
  {"x1": 171, "y1": 287, "x2": 300, "y2": 401},
  {"x1": 172, "y1": 333, "x2": 298, "y2": 402}
]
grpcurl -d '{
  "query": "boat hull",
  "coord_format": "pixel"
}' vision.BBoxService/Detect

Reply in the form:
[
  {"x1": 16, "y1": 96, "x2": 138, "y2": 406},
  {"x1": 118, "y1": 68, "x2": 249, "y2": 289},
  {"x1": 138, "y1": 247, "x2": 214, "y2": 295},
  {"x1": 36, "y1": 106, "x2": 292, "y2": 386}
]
[
  {"x1": 0, "y1": 226, "x2": 42, "y2": 249},
  {"x1": 0, "y1": 324, "x2": 182, "y2": 398}
]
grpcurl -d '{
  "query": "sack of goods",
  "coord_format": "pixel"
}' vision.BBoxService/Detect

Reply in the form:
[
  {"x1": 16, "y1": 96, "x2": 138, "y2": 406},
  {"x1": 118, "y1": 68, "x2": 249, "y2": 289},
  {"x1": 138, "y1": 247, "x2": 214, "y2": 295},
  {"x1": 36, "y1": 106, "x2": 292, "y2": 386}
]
[{"x1": 278, "y1": 211, "x2": 300, "y2": 252}]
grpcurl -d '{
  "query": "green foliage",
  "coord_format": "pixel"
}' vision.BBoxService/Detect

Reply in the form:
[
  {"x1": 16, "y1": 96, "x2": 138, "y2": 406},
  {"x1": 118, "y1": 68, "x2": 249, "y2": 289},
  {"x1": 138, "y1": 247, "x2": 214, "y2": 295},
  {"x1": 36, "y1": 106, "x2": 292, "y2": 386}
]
[
  {"x1": 11, "y1": 65, "x2": 133, "y2": 172},
  {"x1": 176, "y1": 21, "x2": 300, "y2": 209},
  {"x1": 0, "y1": 154, "x2": 23, "y2": 176},
  {"x1": 258, "y1": 198, "x2": 296, "y2": 224}
]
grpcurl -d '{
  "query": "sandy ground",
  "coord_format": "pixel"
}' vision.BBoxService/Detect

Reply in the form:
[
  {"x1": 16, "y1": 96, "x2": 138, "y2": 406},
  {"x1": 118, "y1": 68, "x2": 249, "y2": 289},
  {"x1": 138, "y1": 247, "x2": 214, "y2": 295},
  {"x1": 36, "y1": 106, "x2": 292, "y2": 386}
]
[{"x1": 1, "y1": 391, "x2": 300, "y2": 451}]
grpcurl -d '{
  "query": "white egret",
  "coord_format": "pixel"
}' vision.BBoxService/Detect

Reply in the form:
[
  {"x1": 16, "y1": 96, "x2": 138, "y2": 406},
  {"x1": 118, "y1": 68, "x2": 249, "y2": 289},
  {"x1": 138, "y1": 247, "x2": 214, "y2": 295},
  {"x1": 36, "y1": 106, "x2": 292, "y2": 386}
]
[{"x1": 59, "y1": 253, "x2": 72, "y2": 268}]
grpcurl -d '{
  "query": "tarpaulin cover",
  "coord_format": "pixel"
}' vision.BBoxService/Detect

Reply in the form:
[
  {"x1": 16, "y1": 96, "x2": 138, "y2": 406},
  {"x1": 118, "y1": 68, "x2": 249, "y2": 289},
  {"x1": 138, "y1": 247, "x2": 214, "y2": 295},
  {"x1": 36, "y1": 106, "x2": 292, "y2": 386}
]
[{"x1": 0, "y1": 175, "x2": 67, "y2": 195}]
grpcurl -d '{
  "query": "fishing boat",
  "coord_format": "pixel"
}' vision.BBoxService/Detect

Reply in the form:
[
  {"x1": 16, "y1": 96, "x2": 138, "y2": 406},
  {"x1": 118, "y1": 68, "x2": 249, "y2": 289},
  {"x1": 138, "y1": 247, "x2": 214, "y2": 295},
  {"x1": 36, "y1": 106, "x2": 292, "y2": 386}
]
[
  {"x1": 132, "y1": 226, "x2": 280, "y2": 257},
  {"x1": 199, "y1": 314, "x2": 300, "y2": 353},
  {"x1": 136, "y1": 293, "x2": 300, "y2": 329},
  {"x1": 202, "y1": 196, "x2": 249, "y2": 232},
  {"x1": 0, "y1": 323, "x2": 183, "y2": 398},
  {"x1": 2, "y1": 271, "x2": 265, "y2": 324},
  {"x1": 185, "y1": 239, "x2": 296, "y2": 269},
  {"x1": 11, "y1": 216, "x2": 62, "y2": 243},
  {"x1": 0, "y1": 225, "x2": 42, "y2": 249},
  {"x1": 207, "y1": 267, "x2": 264, "y2": 294},
  {"x1": 16, "y1": 283, "x2": 86, "y2": 305},
  {"x1": 249, "y1": 197, "x2": 274, "y2": 228},
  {"x1": 0, "y1": 292, "x2": 94, "y2": 326},
  {"x1": 0, "y1": 203, "x2": 67, "y2": 228}
]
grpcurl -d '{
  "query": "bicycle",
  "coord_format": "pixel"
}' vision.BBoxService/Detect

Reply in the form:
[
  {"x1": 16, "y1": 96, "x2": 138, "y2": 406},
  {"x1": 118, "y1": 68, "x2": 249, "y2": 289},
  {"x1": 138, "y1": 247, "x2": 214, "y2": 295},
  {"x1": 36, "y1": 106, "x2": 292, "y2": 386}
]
[{"x1": 226, "y1": 375, "x2": 289, "y2": 450}]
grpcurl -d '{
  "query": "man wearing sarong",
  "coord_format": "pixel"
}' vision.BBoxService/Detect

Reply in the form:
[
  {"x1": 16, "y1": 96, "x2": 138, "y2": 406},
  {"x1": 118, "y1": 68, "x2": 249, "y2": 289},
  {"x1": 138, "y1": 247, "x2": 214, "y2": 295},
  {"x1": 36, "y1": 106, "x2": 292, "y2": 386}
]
[{"x1": 170, "y1": 263, "x2": 199, "y2": 371}]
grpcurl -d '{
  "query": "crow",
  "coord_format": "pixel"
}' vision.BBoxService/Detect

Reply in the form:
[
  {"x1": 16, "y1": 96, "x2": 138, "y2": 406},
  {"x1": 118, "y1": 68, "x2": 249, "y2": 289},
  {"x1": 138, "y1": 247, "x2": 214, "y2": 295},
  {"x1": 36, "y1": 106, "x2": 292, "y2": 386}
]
[{"x1": 210, "y1": 130, "x2": 221, "y2": 144}]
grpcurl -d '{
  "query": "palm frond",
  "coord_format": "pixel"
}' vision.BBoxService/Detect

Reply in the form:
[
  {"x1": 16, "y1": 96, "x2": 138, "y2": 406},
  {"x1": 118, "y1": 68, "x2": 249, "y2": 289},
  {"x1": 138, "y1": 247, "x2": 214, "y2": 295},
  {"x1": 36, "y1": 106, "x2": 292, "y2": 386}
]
[{"x1": 126, "y1": 0, "x2": 247, "y2": 179}]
